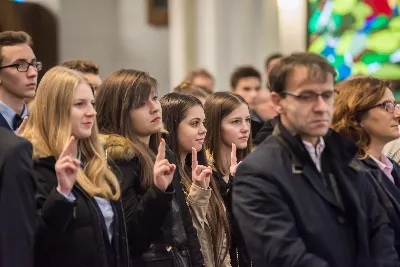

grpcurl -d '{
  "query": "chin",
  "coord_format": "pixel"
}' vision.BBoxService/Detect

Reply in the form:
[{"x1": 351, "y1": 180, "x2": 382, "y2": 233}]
[
  {"x1": 235, "y1": 142, "x2": 248, "y2": 150},
  {"x1": 194, "y1": 144, "x2": 203, "y2": 152},
  {"x1": 74, "y1": 131, "x2": 92, "y2": 140}
]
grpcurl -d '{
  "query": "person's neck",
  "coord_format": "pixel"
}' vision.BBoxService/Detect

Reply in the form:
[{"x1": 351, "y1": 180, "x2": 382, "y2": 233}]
[
  {"x1": 219, "y1": 143, "x2": 231, "y2": 176},
  {"x1": 137, "y1": 135, "x2": 151, "y2": 147},
  {"x1": 367, "y1": 139, "x2": 385, "y2": 161},
  {"x1": 281, "y1": 116, "x2": 320, "y2": 147},
  {"x1": 0, "y1": 89, "x2": 25, "y2": 115}
]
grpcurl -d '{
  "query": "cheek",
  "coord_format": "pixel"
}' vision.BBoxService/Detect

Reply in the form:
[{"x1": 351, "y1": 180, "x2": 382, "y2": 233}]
[
  {"x1": 221, "y1": 125, "x2": 236, "y2": 143},
  {"x1": 178, "y1": 126, "x2": 197, "y2": 150}
]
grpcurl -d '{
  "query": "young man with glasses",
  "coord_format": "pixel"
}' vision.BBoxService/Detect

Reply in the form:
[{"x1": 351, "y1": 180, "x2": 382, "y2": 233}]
[
  {"x1": 0, "y1": 31, "x2": 41, "y2": 132},
  {"x1": 232, "y1": 52, "x2": 399, "y2": 266}
]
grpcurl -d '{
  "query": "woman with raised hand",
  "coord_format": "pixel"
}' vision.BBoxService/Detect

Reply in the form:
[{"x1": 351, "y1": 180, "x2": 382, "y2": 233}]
[
  {"x1": 203, "y1": 92, "x2": 253, "y2": 267},
  {"x1": 22, "y1": 66, "x2": 129, "y2": 267},
  {"x1": 95, "y1": 69, "x2": 204, "y2": 267},
  {"x1": 160, "y1": 92, "x2": 231, "y2": 267}
]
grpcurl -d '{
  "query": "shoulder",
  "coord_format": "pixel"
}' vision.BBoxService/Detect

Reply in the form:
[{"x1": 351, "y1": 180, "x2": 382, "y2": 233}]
[{"x1": 0, "y1": 128, "x2": 32, "y2": 155}]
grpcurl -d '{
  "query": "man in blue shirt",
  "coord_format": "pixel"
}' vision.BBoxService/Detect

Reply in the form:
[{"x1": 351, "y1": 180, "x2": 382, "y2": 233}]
[{"x1": 0, "y1": 31, "x2": 41, "y2": 133}]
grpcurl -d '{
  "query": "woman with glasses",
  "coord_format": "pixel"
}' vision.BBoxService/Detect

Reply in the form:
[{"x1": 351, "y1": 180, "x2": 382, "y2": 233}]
[{"x1": 332, "y1": 76, "x2": 400, "y2": 256}]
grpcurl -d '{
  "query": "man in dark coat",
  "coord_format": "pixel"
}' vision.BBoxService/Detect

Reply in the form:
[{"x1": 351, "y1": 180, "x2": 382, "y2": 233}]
[
  {"x1": 232, "y1": 52, "x2": 399, "y2": 267},
  {"x1": 0, "y1": 127, "x2": 36, "y2": 267}
]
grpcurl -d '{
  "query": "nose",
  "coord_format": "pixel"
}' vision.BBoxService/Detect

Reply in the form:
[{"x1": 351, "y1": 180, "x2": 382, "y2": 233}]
[
  {"x1": 200, "y1": 122, "x2": 207, "y2": 135},
  {"x1": 27, "y1": 64, "x2": 38, "y2": 78},
  {"x1": 149, "y1": 99, "x2": 160, "y2": 113},
  {"x1": 313, "y1": 95, "x2": 329, "y2": 112},
  {"x1": 86, "y1": 105, "x2": 97, "y2": 117},
  {"x1": 393, "y1": 106, "x2": 400, "y2": 119},
  {"x1": 241, "y1": 121, "x2": 250, "y2": 133}
]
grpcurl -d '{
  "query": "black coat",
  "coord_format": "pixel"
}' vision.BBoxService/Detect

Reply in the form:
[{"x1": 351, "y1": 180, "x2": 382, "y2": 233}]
[
  {"x1": 33, "y1": 156, "x2": 130, "y2": 267},
  {"x1": 213, "y1": 171, "x2": 251, "y2": 267},
  {"x1": 0, "y1": 128, "x2": 36, "y2": 267},
  {"x1": 233, "y1": 121, "x2": 399, "y2": 267},
  {"x1": 361, "y1": 157, "x2": 400, "y2": 257},
  {"x1": 103, "y1": 135, "x2": 204, "y2": 267}
]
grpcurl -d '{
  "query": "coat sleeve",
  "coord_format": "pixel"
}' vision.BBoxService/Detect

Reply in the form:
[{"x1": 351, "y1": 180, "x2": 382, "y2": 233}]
[
  {"x1": 116, "y1": 161, "x2": 175, "y2": 256},
  {"x1": 232, "y1": 161, "x2": 330, "y2": 267},
  {"x1": 0, "y1": 138, "x2": 36, "y2": 267},
  {"x1": 365, "y1": 175, "x2": 400, "y2": 266},
  {"x1": 187, "y1": 183, "x2": 212, "y2": 239}
]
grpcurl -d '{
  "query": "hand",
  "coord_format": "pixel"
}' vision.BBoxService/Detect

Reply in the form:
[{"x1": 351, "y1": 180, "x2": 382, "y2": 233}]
[
  {"x1": 17, "y1": 116, "x2": 28, "y2": 136},
  {"x1": 230, "y1": 143, "x2": 242, "y2": 176},
  {"x1": 56, "y1": 136, "x2": 80, "y2": 196},
  {"x1": 154, "y1": 138, "x2": 176, "y2": 192},
  {"x1": 191, "y1": 147, "x2": 212, "y2": 189}
]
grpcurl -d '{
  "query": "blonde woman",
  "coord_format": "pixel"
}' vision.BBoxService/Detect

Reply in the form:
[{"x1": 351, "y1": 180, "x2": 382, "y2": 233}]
[{"x1": 22, "y1": 66, "x2": 129, "y2": 267}]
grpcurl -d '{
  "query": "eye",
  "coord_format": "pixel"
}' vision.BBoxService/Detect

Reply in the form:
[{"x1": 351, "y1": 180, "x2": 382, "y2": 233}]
[
  {"x1": 232, "y1": 120, "x2": 240, "y2": 124},
  {"x1": 321, "y1": 91, "x2": 334, "y2": 100},
  {"x1": 191, "y1": 121, "x2": 199, "y2": 127},
  {"x1": 297, "y1": 93, "x2": 312, "y2": 101},
  {"x1": 153, "y1": 95, "x2": 158, "y2": 101},
  {"x1": 138, "y1": 102, "x2": 146, "y2": 107},
  {"x1": 74, "y1": 102, "x2": 85, "y2": 107},
  {"x1": 245, "y1": 118, "x2": 251, "y2": 123}
]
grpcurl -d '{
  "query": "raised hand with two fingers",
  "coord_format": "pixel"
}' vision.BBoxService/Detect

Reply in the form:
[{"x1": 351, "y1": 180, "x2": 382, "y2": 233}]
[
  {"x1": 55, "y1": 136, "x2": 81, "y2": 196},
  {"x1": 191, "y1": 147, "x2": 212, "y2": 189},
  {"x1": 153, "y1": 138, "x2": 176, "y2": 192},
  {"x1": 230, "y1": 143, "x2": 242, "y2": 176}
]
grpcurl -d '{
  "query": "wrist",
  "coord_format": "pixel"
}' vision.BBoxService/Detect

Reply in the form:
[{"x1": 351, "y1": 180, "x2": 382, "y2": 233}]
[{"x1": 57, "y1": 185, "x2": 71, "y2": 196}]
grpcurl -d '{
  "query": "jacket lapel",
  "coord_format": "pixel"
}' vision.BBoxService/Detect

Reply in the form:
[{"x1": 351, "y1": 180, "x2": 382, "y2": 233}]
[{"x1": 0, "y1": 113, "x2": 12, "y2": 131}]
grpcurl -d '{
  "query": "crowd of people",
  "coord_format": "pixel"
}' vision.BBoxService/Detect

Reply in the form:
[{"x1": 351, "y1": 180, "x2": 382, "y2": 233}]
[{"x1": 1, "y1": 30, "x2": 400, "y2": 267}]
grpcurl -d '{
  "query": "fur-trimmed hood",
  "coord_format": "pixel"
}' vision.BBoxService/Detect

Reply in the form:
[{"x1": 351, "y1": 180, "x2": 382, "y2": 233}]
[{"x1": 100, "y1": 134, "x2": 137, "y2": 162}]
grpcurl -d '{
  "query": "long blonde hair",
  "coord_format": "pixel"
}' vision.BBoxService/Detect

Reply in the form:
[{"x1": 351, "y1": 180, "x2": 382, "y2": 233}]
[{"x1": 22, "y1": 66, "x2": 120, "y2": 200}]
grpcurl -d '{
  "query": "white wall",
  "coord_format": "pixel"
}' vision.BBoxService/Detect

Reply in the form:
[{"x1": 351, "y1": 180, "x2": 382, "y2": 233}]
[
  {"x1": 24, "y1": 0, "x2": 307, "y2": 95},
  {"x1": 26, "y1": 0, "x2": 170, "y2": 96}
]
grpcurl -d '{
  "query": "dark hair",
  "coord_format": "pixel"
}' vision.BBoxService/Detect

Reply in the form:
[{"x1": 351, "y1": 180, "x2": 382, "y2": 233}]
[
  {"x1": 61, "y1": 59, "x2": 100, "y2": 75},
  {"x1": 160, "y1": 92, "x2": 230, "y2": 265},
  {"x1": 204, "y1": 92, "x2": 252, "y2": 174},
  {"x1": 265, "y1": 53, "x2": 283, "y2": 69},
  {"x1": 96, "y1": 69, "x2": 162, "y2": 190},
  {"x1": 230, "y1": 66, "x2": 261, "y2": 89},
  {"x1": 174, "y1": 81, "x2": 211, "y2": 99},
  {"x1": 332, "y1": 76, "x2": 390, "y2": 158},
  {"x1": 0, "y1": 31, "x2": 33, "y2": 65},
  {"x1": 268, "y1": 52, "x2": 337, "y2": 95}
]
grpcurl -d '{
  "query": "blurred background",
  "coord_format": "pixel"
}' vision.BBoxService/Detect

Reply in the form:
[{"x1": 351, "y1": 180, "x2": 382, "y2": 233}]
[{"x1": 1, "y1": 0, "x2": 399, "y2": 96}]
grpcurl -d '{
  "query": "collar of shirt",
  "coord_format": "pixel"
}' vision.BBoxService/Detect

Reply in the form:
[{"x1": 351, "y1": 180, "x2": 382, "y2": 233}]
[
  {"x1": 0, "y1": 101, "x2": 28, "y2": 133},
  {"x1": 370, "y1": 153, "x2": 394, "y2": 183},
  {"x1": 302, "y1": 137, "x2": 326, "y2": 172}
]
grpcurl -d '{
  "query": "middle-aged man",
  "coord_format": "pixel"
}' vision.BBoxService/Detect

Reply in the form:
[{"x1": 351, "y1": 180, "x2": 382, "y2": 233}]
[
  {"x1": 0, "y1": 127, "x2": 36, "y2": 267},
  {"x1": 0, "y1": 31, "x2": 40, "y2": 133},
  {"x1": 233, "y1": 52, "x2": 399, "y2": 267}
]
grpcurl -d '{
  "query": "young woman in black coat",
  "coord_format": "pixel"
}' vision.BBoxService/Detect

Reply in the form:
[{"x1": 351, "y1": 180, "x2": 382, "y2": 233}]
[
  {"x1": 22, "y1": 66, "x2": 129, "y2": 267},
  {"x1": 332, "y1": 76, "x2": 400, "y2": 257},
  {"x1": 95, "y1": 69, "x2": 204, "y2": 267},
  {"x1": 203, "y1": 92, "x2": 253, "y2": 267}
]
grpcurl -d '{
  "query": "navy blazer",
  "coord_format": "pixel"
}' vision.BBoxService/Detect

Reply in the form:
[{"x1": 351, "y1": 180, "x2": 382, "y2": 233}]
[{"x1": 0, "y1": 113, "x2": 12, "y2": 131}]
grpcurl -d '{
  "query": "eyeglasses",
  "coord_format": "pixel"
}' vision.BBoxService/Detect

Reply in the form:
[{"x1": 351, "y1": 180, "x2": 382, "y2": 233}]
[
  {"x1": 283, "y1": 90, "x2": 337, "y2": 104},
  {"x1": 0, "y1": 61, "x2": 42, "y2": 72},
  {"x1": 367, "y1": 101, "x2": 400, "y2": 113}
]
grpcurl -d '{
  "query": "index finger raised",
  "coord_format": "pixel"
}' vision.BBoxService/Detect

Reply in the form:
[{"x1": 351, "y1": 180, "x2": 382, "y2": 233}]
[
  {"x1": 60, "y1": 136, "x2": 76, "y2": 159},
  {"x1": 192, "y1": 147, "x2": 198, "y2": 169},
  {"x1": 231, "y1": 143, "x2": 237, "y2": 165},
  {"x1": 156, "y1": 138, "x2": 166, "y2": 161}
]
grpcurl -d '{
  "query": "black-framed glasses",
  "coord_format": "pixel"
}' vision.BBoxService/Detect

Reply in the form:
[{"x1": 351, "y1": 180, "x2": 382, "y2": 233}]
[
  {"x1": 366, "y1": 101, "x2": 400, "y2": 113},
  {"x1": 283, "y1": 89, "x2": 337, "y2": 103},
  {"x1": 0, "y1": 61, "x2": 42, "y2": 72}
]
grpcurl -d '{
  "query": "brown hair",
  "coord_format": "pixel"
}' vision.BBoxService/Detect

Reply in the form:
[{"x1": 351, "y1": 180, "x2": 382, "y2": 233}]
[
  {"x1": 96, "y1": 69, "x2": 163, "y2": 190},
  {"x1": 174, "y1": 81, "x2": 210, "y2": 100},
  {"x1": 160, "y1": 92, "x2": 230, "y2": 265},
  {"x1": 204, "y1": 92, "x2": 252, "y2": 175},
  {"x1": 0, "y1": 31, "x2": 33, "y2": 65},
  {"x1": 331, "y1": 76, "x2": 390, "y2": 158},
  {"x1": 265, "y1": 52, "x2": 283, "y2": 69},
  {"x1": 268, "y1": 52, "x2": 336, "y2": 94},
  {"x1": 62, "y1": 59, "x2": 99, "y2": 75},
  {"x1": 230, "y1": 66, "x2": 261, "y2": 89},
  {"x1": 186, "y1": 68, "x2": 213, "y2": 80}
]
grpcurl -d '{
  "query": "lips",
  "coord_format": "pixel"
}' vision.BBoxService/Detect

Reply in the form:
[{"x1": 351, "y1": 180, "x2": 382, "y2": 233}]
[
  {"x1": 27, "y1": 83, "x2": 36, "y2": 87},
  {"x1": 195, "y1": 138, "x2": 205, "y2": 144},
  {"x1": 239, "y1": 136, "x2": 249, "y2": 141},
  {"x1": 82, "y1": 122, "x2": 93, "y2": 126},
  {"x1": 151, "y1": 117, "x2": 161, "y2": 122}
]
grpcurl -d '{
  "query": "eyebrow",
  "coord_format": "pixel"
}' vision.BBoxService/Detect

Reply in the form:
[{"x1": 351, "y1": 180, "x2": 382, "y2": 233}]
[
  {"x1": 74, "y1": 98, "x2": 94, "y2": 102},
  {"x1": 231, "y1": 116, "x2": 250, "y2": 120},
  {"x1": 12, "y1": 58, "x2": 37, "y2": 63}
]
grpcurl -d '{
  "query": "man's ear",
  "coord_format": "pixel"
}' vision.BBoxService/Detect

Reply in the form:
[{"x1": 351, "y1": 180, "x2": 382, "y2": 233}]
[{"x1": 271, "y1": 91, "x2": 283, "y2": 114}]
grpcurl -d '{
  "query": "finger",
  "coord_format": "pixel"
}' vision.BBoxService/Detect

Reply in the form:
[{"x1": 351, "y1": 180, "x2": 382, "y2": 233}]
[
  {"x1": 192, "y1": 147, "x2": 198, "y2": 169},
  {"x1": 72, "y1": 159, "x2": 81, "y2": 168},
  {"x1": 60, "y1": 136, "x2": 77, "y2": 159},
  {"x1": 231, "y1": 143, "x2": 237, "y2": 166},
  {"x1": 57, "y1": 155, "x2": 73, "y2": 165},
  {"x1": 154, "y1": 159, "x2": 170, "y2": 169},
  {"x1": 156, "y1": 138, "x2": 166, "y2": 162},
  {"x1": 57, "y1": 162, "x2": 79, "y2": 173},
  {"x1": 155, "y1": 165, "x2": 170, "y2": 175},
  {"x1": 17, "y1": 116, "x2": 28, "y2": 136},
  {"x1": 166, "y1": 164, "x2": 176, "y2": 175},
  {"x1": 195, "y1": 165, "x2": 205, "y2": 176}
]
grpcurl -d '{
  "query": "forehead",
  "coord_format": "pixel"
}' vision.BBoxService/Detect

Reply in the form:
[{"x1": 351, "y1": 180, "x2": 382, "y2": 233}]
[
  {"x1": 236, "y1": 77, "x2": 261, "y2": 88},
  {"x1": 286, "y1": 66, "x2": 334, "y2": 92},
  {"x1": 381, "y1": 87, "x2": 395, "y2": 101},
  {"x1": 1, "y1": 44, "x2": 36, "y2": 65},
  {"x1": 84, "y1": 73, "x2": 102, "y2": 86},
  {"x1": 184, "y1": 105, "x2": 205, "y2": 119},
  {"x1": 74, "y1": 83, "x2": 94, "y2": 99},
  {"x1": 225, "y1": 103, "x2": 250, "y2": 118}
]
